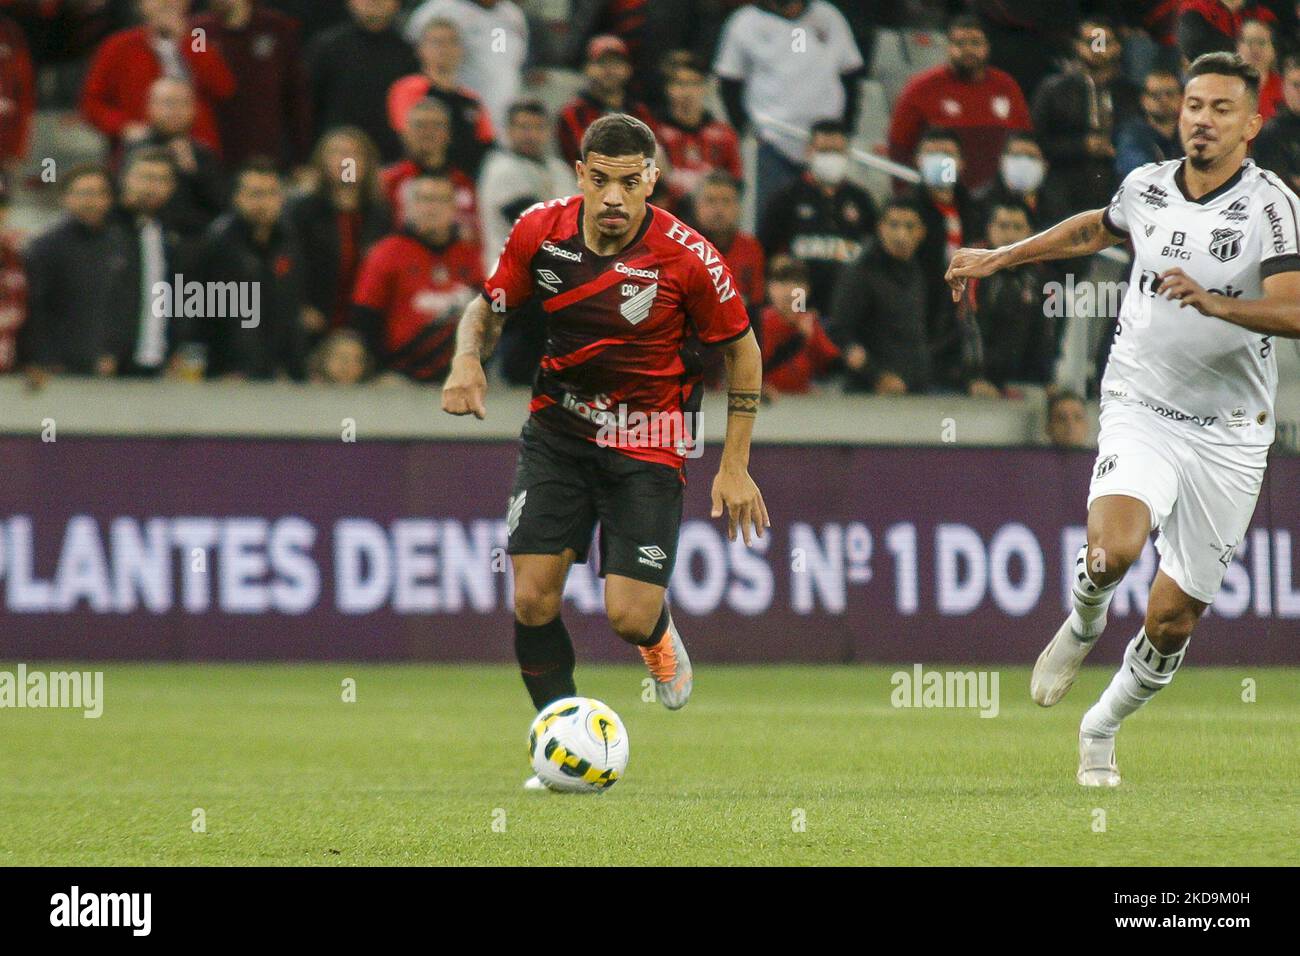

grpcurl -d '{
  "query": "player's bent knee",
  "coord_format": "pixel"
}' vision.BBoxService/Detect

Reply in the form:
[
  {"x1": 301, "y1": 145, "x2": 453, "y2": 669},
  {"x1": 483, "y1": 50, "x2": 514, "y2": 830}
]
[
  {"x1": 513, "y1": 581, "x2": 563, "y2": 627},
  {"x1": 1144, "y1": 606, "x2": 1199, "y2": 652},
  {"x1": 1083, "y1": 532, "x2": 1145, "y2": 585},
  {"x1": 606, "y1": 601, "x2": 660, "y2": 643}
]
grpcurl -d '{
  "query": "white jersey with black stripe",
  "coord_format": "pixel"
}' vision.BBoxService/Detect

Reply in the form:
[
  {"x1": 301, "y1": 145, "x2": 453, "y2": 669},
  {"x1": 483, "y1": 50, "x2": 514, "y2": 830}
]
[{"x1": 1101, "y1": 158, "x2": 1300, "y2": 446}]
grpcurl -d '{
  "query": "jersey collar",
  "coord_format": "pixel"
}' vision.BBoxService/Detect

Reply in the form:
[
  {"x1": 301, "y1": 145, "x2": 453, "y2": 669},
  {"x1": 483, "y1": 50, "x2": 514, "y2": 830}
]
[
  {"x1": 574, "y1": 201, "x2": 655, "y2": 259},
  {"x1": 1174, "y1": 159, "x2": 1248, "y2": 205}
]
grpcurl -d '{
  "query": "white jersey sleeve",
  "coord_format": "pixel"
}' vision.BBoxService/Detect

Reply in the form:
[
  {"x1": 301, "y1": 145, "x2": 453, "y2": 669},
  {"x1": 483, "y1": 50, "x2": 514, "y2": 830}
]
[
  {"x1": 1257, "y1": 170, "x2": 1300, "y2": 279},
  {"x1": 1102, "y1": 164, "x2": 1150, "y2": 237}
]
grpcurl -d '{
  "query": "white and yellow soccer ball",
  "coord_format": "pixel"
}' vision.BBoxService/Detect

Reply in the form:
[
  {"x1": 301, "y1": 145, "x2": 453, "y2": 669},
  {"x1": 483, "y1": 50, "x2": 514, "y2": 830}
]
[{"x1": 527, "y1": 697, "x2": 629, "y2": 793}]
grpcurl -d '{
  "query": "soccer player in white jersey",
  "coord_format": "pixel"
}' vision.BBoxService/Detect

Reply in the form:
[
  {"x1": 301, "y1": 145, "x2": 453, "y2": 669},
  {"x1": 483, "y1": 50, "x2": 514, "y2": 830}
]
[{"x1": 946, "y1": 52, "x2": 1300, "y2": 787}]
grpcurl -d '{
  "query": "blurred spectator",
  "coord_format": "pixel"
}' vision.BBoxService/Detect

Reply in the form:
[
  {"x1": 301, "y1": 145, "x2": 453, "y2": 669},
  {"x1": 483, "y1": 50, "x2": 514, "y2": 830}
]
[
  {"x1": 556, "y1": 35, "x2": 658, "y2": 166},
  {"x1": 1046, "y1": 389, "x2": 1089, "y2": 448},
  {"x1": 134, "y1": 77, "x2": 227, "y2": 241},
  {"x1": 829, "y1": 198, "x2": 936, "y2": 395},
  {"x1": 264, "y1": 0, "x2": 350, "y2": 40},
  {"x1": 0, "y1": 12, "x2": 35, "y2": 169},
  {"x1": 654, "y1": 51, "x2": 743, "y2": 215},
  {"x1": 1114, "y1": 67, "x2": 1184, "y2": 179},
  {"x1": 904, "y1": 128, "x2": 991, "y2": 394},
  {"x1": 714, "y1": 0, "x2": 865, "y2": 218},
  {"x1": 757, "y1": 254, "x2": 841, "y2": 397},
  {"x1": 1177, "y1": 0, "x2": 1279, "y2": 66},
  {"x1": 1237, "y1": 18, "x2": 1285, "y2": 119},
  {"x1": 757, "y1": 119, "x2": 876, "y2": 312},
  {"x1": 350, "y1": 174, "x2": 484, "y2": 384},
  {"x1": 307, "y1": 0, "x2": 418, "y2": 162},
  {"x1": 477, "y1": 99, "x2": 571, "y2": 273},
  {"x1": 406, "y1": 0, "x2": 530, "y2": 131},
  {"x1": 286, "y1": 127, "x2": 391, "y2": 336},
  {"x1": 81, "y1": 0, "x2": 234, "y2": 157},
  {"x1": 21, "y1": 166, "x2": 130, "y2": 383},
  {"x1": 976, "y1": 132, "x2": 1048, "y2": 227},
  {"x1": 479, "y1": 101, "x2": 568, "y2": 385},
  {"x1": 562, "y1": 0, "x2": 735, "y2": 109},
  {"x1": 691, "y1": 171, "x2": 765, "y2": 309},
  {"x1": 961, "y1": 200, "x2": 1055, "y2": 391},
  {"x1": 888, "y1": 14, "x2": 1032, "y2": 193},
  {"x1": 970, "y1": 0, "x2": 1080, "y2": 104},
  {"x1": 193, "y1": 0, "x2": 312, "y2": 171},
  {"x1": 193, "y1": 159, "x2": 308, "y2": 379},
  {"x1": 0, "y1": 173, "x2": 24, "y2": 372},
  {"x1": 1253, "y1": 52, "x2": 1300, "y2": 192},
  {"x1": 388, "y1": 16, "x2": 496, "y2": 178},
  {"x1": 114, "y1": 146, "x2": 184, "y2": 377},
  {"x1": 1032, "y1": 18, "x2": 1139, "y2": 221},
  {"x1": 307, "y1": 327, "x2": 371, "y2": 384},
  {"x1": 381, "y1": 97, "x2": 478, "y2": 235}
]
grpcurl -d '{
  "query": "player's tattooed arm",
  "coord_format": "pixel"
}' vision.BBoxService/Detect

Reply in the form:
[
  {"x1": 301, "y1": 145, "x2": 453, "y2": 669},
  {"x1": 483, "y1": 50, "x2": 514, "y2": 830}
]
[
  {"x1": 712, "y1": 329, "x2": 770, "y2": 545},
  {"x1": 442, "y1": 296, "x2": 504, "y2": 419},
  {"x1": 946, "y1": 208, "x2": 1123, "y2": 300}
]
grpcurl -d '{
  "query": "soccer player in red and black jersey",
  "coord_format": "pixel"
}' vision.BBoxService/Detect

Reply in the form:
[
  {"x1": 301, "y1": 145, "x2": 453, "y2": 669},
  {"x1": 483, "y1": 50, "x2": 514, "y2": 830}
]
[{"x1": 442, "y1": 115, "x2": 767, "y2": 778}]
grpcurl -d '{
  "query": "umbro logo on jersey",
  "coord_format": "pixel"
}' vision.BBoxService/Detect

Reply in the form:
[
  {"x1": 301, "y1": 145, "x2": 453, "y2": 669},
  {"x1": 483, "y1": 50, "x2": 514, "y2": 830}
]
[
  {"x1": 620, "y1": 282, "x2": 658, "y2": 325},
  {"x1": 1221, "y1": 197, "x2": 1250, "y2": 222},
  {"x1": 1139, "y1": 184, "x2": 1168, "y2": 209},
  {"x1": 541, "y1": 240, "x2": 582, "y2": 262},
  {"x1": 1208, "y1": 227, "x2": 1244, "y2": 262},
  {"x1": 536, "y1": 268, "x2": 563, "y2": 292}
]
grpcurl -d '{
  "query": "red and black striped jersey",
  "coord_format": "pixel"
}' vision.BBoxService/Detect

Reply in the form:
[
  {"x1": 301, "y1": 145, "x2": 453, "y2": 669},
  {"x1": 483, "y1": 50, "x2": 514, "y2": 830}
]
[{"x1": 484, "y1": 196, "x2": 750, "y2": 467}]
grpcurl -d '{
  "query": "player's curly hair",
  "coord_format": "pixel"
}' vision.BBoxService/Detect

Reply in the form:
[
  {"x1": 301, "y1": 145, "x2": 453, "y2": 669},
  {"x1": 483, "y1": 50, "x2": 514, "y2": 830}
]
[{"x1": 580, "y1": 114, "x2": 657, "y2": 163}]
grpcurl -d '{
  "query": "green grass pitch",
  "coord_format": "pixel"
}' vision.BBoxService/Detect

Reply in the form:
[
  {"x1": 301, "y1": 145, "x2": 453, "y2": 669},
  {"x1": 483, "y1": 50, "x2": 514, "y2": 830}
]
[{"x1": 1, "y1": 663, "x2": 1295, "y2": 866}]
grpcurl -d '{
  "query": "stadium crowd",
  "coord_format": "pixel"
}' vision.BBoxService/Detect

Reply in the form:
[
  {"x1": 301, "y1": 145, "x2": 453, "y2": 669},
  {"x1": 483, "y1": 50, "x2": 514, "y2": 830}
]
[{"x1": 0, "y1": 0, "x2": 1297, "y2": 423}]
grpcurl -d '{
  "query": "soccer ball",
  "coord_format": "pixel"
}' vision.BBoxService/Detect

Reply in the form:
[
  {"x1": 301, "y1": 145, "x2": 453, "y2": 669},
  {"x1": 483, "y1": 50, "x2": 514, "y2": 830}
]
[{"x1": 527, "y1": 697, "x2": 629, "y2": 793}]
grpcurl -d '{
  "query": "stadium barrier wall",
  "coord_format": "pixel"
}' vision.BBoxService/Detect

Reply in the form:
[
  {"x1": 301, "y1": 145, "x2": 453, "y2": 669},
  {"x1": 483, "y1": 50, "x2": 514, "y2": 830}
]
[{"x1": 2, "y1": 434, "x2": 1297, "y2": 664}]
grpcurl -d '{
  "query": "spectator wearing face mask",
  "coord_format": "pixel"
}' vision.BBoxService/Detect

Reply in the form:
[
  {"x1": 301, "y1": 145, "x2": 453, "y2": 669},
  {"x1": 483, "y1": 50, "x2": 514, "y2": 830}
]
[
  {"x1": 1031, "y1": 17, "x2": 1140, "y2": 223},
  {"x1": 976, "y1": 132, "x2": 1047, "y2": 228},
  {"x1": 888, "y1": 14, "x2": 1032, "y2": 193},
  {"x1": 757, "y1": 119, "x2": 876, "y2": 313},
  {"x1": 1114, "y1": 68, "x2": 1184, "y2": 179}
]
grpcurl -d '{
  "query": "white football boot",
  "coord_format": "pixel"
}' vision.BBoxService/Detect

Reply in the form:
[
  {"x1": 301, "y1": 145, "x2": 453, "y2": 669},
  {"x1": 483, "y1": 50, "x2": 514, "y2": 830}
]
[
  {"x1": 1077, "y1": 733, "x2": 1121, "y2": 787},
  {"x1": 637, "y1": 611, "x2": 692, "y2": 710},
  {"x1": 1031, "y1": 618, "x2": 1097, "y2": 706},
  {"x1": 523, "y1": 774, "x2": 547, "y2": 791}
]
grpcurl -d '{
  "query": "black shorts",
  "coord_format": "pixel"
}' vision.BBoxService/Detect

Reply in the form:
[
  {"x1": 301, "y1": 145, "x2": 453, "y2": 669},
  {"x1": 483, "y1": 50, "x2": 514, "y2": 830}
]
[{"x1": 505, "y1": 419, "x2": 684, "y2": 587}]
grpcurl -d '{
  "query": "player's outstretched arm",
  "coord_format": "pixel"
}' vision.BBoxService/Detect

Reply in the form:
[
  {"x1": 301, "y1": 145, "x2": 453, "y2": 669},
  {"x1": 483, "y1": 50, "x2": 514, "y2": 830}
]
[
  {"x1": 711, "y1": 328, "x2": 770, "y2": 546},
  {"x1": 945, "y1": 208, "x2": 1123, "y2": 301},
  {"x1": 1159, "y1": 269, "x2": 1300, "y2": 338},
  {"x1": 441, "y1": 295, "x2": 506, "y2": 419}
]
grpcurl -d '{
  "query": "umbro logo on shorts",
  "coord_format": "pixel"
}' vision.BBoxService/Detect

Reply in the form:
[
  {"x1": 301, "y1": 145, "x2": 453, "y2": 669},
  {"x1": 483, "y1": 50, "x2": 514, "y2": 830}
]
[
  {"x1": 1095, "y1": 455, "x2": 1117, "y2": 479},
  {"x1": 638, "y1": 545, "x2": 667, "y2": 569}
]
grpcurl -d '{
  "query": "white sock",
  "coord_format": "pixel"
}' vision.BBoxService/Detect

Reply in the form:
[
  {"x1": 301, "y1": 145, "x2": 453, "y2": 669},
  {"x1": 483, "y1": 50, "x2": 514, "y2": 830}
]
[
  {"x1": 1068, "y1": 544, "x2": 1119, "y2": 640},
  {"x1": 1081, "y1": 629, "x2": 1186, "y2": 738}
]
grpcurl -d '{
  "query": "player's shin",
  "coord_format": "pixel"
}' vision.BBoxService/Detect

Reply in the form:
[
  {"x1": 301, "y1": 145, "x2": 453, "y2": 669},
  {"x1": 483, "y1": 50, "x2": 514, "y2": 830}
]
[
  {"x1": 1081, "y1": 628, "x2": 1187, "y2": 738},
  {"x1": 514, "y1": 616, "x2": 577, "y2": 711},
  {"x1": 1069, "y1": 544, "x2": 1120, "y2": 640}
]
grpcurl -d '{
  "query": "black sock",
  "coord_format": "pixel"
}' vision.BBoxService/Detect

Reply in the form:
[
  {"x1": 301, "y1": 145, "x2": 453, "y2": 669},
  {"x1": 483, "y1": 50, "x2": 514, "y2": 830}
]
[
  {"x1": 631, "y1": 605, "x2": 671, "y2": 647},
  {"x1": 515, "y1": 616, "x2": 576, "y2": 710}
]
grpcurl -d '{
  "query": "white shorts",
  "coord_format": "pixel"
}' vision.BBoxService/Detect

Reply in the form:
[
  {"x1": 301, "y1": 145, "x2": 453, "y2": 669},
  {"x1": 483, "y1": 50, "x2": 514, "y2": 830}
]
[{"x1": 1087, "y1": 402, "x2": 1268, "y2": 604}]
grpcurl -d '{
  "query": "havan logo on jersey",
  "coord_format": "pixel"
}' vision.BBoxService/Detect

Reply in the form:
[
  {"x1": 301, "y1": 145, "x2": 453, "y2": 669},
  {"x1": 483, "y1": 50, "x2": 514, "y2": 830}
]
[{"x1": 664, "y1": 221, "x2": 738, "y2": 304}]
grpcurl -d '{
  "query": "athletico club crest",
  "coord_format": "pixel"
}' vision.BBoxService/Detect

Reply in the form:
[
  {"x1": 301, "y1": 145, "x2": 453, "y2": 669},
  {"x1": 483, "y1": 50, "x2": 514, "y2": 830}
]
[{"x1": 1208, "y1": 227, "x2": 1244, "y2": 262}]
